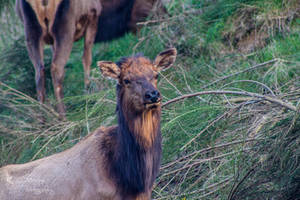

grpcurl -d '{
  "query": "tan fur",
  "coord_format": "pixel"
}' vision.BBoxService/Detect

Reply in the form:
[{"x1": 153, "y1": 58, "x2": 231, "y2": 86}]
[
  {"x1": 26, "y1": 0, "x2": 63, "y2": 32},
  {"x1": 0, "y1": 127, "x2": 122, "y2": 200},
  {"x1": 154, "y1": 48, "x2": 177, "y2": 71},
  {"x1": 26, "y1": 0, "x2": 102, "y2": 43},
  {"x1": 120, "y1": 57, "x2": 158, "y2": 84},
  {"x1": 131, "y1": 109, "x2": 159, "y2": 148},
  {"x1": 97, "y1": 61, "x2": 120, "y2": 79}
]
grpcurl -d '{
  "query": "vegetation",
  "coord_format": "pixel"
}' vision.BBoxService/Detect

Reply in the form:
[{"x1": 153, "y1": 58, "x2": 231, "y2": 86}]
[{"x1": 0, "y1": 0, "x2": 299, "y2": 199}]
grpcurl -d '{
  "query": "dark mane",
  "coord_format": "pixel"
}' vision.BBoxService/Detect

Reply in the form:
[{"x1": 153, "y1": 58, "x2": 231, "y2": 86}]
[
  {"x1": 95, "y1": 0, "x2": 135, "y2": 42},
  {"x1": 102, "y1": 78, "x2": 162, "y2": 197}
]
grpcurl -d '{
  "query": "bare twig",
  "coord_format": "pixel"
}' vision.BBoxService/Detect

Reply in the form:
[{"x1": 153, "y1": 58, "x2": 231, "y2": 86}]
[
  {"x1": 162, "y1": 90, "x2": 297, "y2": 111},
  {"x1": 161, "y1": 138, "x2": 262, "y2": 170},
  {"x1": 201, "y1": 59, "x2": 278, "y2": 89},
  {"x1": 161, "y1": 150, "x2": 249, "y2": 178},
  {"x1": 180, "y1": 111, "x2": 229, "y2": 150},
  {"x1": 156, "y1": 176, "x2": 233, "y2": 199},
  {"x1": 221, "y1": 80, "x2": 275, "y2": 96}
]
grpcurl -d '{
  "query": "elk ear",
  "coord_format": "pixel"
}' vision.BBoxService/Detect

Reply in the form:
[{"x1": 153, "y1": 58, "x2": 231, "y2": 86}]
[
  {"x1": 97, "y1": 61, "x2": 120, "y2": 80},
  {"x1": 154, "y1": 48, "x2": 177, "y2": 71}
]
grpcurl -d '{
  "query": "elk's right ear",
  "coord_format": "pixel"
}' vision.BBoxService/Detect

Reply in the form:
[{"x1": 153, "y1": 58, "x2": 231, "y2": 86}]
[
  {"x1": 97, "y1": 61, "x2": 120, "y2": 80},
  {"x1": 154, "y1": 48, "x2": 177, "y2": 71}
]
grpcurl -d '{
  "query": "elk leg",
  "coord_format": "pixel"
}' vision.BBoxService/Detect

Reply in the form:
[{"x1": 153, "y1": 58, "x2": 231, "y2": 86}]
[
  {"x1": 21, "y1": 0, "x2": 46, "y2": 103},
  {"x1": 82, "y1": 15, "x2": 98, "y2": 90},
  {"x1": 51, "y1": 39, "x2": 73, "y2": 118},
  {"x1": 24, "y1": 28, "x2": 46, "y2": 103}
]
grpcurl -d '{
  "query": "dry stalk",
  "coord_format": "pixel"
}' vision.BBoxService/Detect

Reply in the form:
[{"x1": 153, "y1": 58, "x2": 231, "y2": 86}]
[
  {"x1": 227, "y1": 163, "x2": 259, "y2": 200},
  {"x1": 161, "y1": 149, "x2": 250, "y2": 178},
  {"x1": 221, "y1": 80, "x2": 275, "y2": 96},
  {"x1": 161, "y1": 138, "x2": 262, "y2": 170},
  {"x1": 162, "y1": 90, "x2": 297, "y2": 111},
  {"x1": 0, "y1": 81, "x2": 60, "y2": 118},
  {"x1": 156, "y1": 176, "x2": 233, "y2": 200},
  {"x1": 180, "y1": 111, "x2": 230, "y2": 150},
  {"x1": 201, "y1": 59, "x2": 278, "y2": 89}
]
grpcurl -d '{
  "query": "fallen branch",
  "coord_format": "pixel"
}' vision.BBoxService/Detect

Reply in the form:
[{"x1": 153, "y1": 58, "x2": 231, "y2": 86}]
[
  {"x1": 162, "y1": 90, "x2": 297, "y2": 111},
  {"x1": 221, "y1": 97, "x2": 254, "y2": 103}
]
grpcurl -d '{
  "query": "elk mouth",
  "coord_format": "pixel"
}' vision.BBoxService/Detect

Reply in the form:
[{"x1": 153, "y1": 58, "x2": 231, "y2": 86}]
[{"x1": 144, "y1": 99, "x2": 162, "y2": 109}]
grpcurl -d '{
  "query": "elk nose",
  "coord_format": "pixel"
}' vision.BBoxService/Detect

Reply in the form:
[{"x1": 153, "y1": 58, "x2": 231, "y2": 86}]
[{"x1": 145, "y1": 90, "x2": 160, "y2": 103}]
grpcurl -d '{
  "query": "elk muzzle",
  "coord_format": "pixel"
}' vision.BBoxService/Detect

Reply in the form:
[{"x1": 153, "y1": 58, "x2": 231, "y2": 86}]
[{"x1": 144, "y1": 89, "x2": 161, "y2": 109}]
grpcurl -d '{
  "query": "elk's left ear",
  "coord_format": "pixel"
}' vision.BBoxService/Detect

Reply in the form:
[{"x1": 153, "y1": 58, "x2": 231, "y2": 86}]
[
  {"x1": 154, "y1": 48, "x2": 177, "y2": 71},
  {"x1": 97, "y1": 61, "x2": 120, "y2": 80}
]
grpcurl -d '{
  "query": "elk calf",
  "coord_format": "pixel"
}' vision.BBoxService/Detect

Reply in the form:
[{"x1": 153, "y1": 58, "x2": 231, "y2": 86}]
[{"x1": 0, "y1": 48, "x2": 177, "y2": 200}]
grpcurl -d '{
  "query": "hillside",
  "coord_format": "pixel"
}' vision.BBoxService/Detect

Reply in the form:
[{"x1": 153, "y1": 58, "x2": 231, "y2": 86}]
[{"x1": 0, "y1": 0, "x2": 300, "y2": 199}]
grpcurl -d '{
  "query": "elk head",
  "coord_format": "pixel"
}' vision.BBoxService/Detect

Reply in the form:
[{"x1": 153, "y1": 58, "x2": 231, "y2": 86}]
[{"x1": 97, "y1": 48, "x2": 177, "y2": 114}]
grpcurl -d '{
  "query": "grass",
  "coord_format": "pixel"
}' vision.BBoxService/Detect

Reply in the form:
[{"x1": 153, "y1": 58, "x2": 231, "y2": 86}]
[{"x1": 0, "y1": 0, "x2": 300, "y2": 199}]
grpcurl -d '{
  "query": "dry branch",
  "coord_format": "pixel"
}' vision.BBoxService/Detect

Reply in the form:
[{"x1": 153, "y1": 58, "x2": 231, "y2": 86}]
[
  {"x1": 201, "y1": 59, "x2": 278, "y2": 89},
  {"x1": 162, "y1": 90, "x2": 297, "y2": 111}
]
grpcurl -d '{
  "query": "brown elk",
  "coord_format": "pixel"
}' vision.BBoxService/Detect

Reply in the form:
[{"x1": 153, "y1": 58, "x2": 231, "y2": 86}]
[
  {"x1": 0, "y1": 48, "x2": 177, "y2": 200},
  {"x1": 15, "y1": 0, "x2": 166, "y2": 118}
]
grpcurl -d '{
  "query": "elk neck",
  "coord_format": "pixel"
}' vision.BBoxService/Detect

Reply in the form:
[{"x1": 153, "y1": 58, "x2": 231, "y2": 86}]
[{"x1": 104, "y1": 84, "x2": 162, "y2": 196}]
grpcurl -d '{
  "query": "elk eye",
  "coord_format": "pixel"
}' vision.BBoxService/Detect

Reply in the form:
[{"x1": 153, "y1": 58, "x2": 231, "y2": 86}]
[{"x1": 124, "y1": 79, "x2": 131, "y2": 85}]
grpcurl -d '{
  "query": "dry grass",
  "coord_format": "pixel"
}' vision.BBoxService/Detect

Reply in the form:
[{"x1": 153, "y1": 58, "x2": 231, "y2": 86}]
[
  {"x1": 223, "y1": 1, "x2": 300, "y2": 52},
  {"x1": 154, "y1": 71, "x2": 300, "y2": 199}
]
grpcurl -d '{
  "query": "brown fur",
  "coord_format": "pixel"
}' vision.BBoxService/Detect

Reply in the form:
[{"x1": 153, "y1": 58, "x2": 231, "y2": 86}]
[{"x1": 0, "y1": 49, "x2": 177, "y2": 200}]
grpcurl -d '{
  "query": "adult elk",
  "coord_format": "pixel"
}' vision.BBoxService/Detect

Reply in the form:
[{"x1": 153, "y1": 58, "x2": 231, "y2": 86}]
[
  {"x1": 0, "y1": 48, "x2": 177, "y2": 200},
  {"x1": 15, "y1": 0, "x2": 166, "y2": 118}
]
